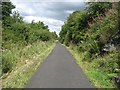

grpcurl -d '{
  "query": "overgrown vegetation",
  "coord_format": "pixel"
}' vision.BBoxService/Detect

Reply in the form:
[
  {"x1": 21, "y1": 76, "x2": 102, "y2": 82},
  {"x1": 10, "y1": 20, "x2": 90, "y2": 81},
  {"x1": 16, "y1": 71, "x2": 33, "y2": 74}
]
[
  {"x1": 59, "y1": 2, "x2": 120, "y2": 88},
  {"x1": 0, "y1": 21, "x2": 2, "y2": 77},
  {"x1": 2, "y1": 41, "x2": 55, "y2": 88},
  {"x1": 1, "y1": 1, "x2": 57, "y2": 87}
]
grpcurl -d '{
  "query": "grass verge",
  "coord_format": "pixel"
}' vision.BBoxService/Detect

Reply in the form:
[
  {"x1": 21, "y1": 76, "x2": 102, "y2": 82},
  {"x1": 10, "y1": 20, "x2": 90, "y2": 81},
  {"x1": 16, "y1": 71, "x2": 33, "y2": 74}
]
[
  {"x1": 2, "y1": 41, "x2": 56, "y2": 88},
  {"x1": 67, "y1": 45, "x2": 117, "y2": 88}
]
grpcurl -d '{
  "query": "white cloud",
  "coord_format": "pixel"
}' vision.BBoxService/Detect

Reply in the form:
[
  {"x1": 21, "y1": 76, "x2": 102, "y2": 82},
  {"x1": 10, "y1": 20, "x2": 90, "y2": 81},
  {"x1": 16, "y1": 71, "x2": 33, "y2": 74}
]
[
  {"x1": 24, "y1": 16, "x2": 64, "y2": 35},
  {"x1": 11, "y1": 0, "x2": 85, "y2": 35},
  {"x1": 65, "y1": 10, "x2": 74, "y2": 14},
  {"x1": 12, "y1": 2, "x2": 35, "y2": 16},
  {"x1": 24, "y1": 16, "x2": 64, "y2": 26},
  {"x1": 12, "y1": 2, "x2": 85, "y2": 21},
  {"x1": 48, "y1": 25, "x2": 61, "y2": 36},
  {"x1": 11, "y1": 0, "x2": 85, "y2": 3}
]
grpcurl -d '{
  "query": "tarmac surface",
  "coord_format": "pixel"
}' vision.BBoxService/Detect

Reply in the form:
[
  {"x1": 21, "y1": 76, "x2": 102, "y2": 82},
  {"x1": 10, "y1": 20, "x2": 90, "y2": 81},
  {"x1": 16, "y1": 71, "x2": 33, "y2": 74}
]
[{"x1": 26, "y1": 43, "x2": 94, "y2": 88}]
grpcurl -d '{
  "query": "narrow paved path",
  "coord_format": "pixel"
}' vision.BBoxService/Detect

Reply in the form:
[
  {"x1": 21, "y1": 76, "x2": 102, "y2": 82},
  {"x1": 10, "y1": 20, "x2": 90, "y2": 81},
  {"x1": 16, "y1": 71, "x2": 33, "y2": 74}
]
[{"x1": 26, "y1": 43, "x2": 94, "y2": 88}]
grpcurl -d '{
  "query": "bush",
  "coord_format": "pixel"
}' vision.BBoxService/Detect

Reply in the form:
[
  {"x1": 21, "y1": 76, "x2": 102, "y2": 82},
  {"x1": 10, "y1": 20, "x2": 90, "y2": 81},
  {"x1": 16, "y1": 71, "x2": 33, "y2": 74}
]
[
  {"x1": 11, "y1": 22, "x2": 29, "y2": 42},
  {"x1": 39, "y1": 30, "x2": 51, "y2": 41},
  {"x1": 93, "y1": 51, "x2": 120, "y2": 74}
]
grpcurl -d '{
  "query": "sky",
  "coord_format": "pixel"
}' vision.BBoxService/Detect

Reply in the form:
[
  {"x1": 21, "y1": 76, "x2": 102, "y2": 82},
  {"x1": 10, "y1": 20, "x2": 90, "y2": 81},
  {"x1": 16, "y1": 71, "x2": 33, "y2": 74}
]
[{"x1": 10, "y1": 0, "x2": 86, "y2": 35}]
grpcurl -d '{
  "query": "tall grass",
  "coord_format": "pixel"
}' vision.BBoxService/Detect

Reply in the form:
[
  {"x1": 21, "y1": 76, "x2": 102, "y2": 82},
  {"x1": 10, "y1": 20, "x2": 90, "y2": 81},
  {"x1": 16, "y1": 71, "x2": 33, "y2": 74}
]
[
  {"x1": 67, "y1": 44, "x2": 119, "y2": 88},
  {"x1": 2, "y1": 40, "x2": 55, "y2": 88}
]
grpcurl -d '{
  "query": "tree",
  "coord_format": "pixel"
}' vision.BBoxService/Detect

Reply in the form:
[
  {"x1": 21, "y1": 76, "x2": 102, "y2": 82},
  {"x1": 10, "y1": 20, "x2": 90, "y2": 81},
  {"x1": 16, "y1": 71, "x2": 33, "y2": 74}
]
[
  {"x1": 12, "y1": 11, "x2": 23, "y2": 23},
  {"x1": 59, "y1": 10, "x2": 88, "y2": 45},
  {"x1": 2, "y1": 1, "x2": 15, "y2": 26},
  {"x1": 2, "y1": 2, "x2": 15, "y2": 19},
  {"x1": 51, "y1": 31, "x2": 58, "y2": 40},
  {"x1": 86, "y1": 2, "x2": 112, "y2": 21}
]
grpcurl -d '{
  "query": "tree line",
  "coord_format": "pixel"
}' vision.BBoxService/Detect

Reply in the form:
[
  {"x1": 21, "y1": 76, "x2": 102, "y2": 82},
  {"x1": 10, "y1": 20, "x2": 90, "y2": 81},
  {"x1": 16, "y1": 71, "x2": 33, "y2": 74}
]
[
  {"x1": 2, "y1": 2, "x2": 58, "y2": 50},
  {"x1": 59, "y1": 2, "x2": 120, "y2": 87},
  {"x1": 1, "y1": 1, "x2": 58, "y2": 74}
]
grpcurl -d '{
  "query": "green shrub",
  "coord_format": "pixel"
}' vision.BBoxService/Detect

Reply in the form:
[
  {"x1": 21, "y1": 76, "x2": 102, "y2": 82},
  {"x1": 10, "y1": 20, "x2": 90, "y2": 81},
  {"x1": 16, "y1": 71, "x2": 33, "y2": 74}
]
[
  {"x1": 83, "y1": 51, "x2": 92, "y2": 61},
  {"x1": 2, "y1": 50, "x2": 17, "y2": 73},
  {"x1": 93, "y1": 51, "x2": 120, "y2": 74}
]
